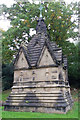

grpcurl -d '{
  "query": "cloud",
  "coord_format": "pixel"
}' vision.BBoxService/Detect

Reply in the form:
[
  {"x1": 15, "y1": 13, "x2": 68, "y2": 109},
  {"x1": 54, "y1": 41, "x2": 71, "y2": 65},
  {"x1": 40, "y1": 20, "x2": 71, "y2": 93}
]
[{"x1": 0, "y1": 0, "x2": 16, "y2": 7}]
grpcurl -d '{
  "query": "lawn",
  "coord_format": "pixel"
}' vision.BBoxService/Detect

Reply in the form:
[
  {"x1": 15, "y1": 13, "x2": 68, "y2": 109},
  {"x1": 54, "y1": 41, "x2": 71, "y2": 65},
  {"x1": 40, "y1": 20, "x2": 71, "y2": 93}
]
[{"x1": 1, "y1": 88, "x2": 79, "y2": 118}]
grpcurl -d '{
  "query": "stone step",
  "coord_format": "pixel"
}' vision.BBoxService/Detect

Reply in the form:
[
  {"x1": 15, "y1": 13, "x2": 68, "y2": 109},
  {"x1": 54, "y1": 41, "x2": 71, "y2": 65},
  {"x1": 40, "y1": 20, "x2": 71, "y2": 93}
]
[
  {"x1": 4, "y1": 106, "x2": 67, "y2": 113},
  {"x1": 12, "y1": 87, "x2": 62, "y2": 94},
  {"x1": 13, "y1": 80, "x2": 64, "y2": 84},
  {"x1": 8, "y1": 96, "x2": 64, "y2": 100},
  {"x1": 11, "y1": 91, "x2": 63, "y2": 94},
  {"x1": 10, "y1": 92, "x2": 63, "y2": 96},
  {"x1": 13, "y1": 81, "x2": 65, "y2": 86},
  {"x1": 14, "y1": 79, "x2": 65, "y2": 83},
  {"x1": 4, "y1": 102, "x2": 68, "y2": 107},
  {"x1": 6, "y1": 99, "x2": 66, "y2": 103},
  {"x1": 12, "y1": 84, "x2": 65, "y2": 88}
]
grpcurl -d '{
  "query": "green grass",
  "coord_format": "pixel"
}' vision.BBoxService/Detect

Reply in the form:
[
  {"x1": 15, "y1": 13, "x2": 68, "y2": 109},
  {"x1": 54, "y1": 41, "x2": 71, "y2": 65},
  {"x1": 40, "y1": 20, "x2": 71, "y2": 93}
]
[
  {"x1": 2, "y1": 89, "x2": 11, "y2": 101},
  {"x1": 1, "y1": 89, "x2": 79, "y2": 118}
]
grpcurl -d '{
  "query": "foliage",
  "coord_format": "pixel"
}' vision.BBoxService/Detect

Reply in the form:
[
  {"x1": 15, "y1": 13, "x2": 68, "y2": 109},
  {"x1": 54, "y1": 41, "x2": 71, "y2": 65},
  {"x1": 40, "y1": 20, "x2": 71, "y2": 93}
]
[
  {"x1": 2, "y1": 63, "x2": 13, "y2": 91},
  {"x1": 0, "y1": 4, "x2": 8, "y2": 16},
  {"x1": 2, "y1": 89, "x2": 11, "y2": 101},
  {"x1": 62, "y1": 42, "x2": 79, "y2": 87},
  {"x1": 2, "y1": 1, "x2": 78, "y2": 63},
  {"x1": 2, "y1": 2, "x2": 40, "y2": 64},
  {"x1": 43, "y1": 2, "x2": 78, "y2": 45}
]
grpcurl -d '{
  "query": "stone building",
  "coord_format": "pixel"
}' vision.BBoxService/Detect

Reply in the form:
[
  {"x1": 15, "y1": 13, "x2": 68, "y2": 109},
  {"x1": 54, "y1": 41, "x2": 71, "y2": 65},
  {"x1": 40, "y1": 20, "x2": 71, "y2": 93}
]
[{"x1": 4, "y1": 17, "x2": 73, "y2": 113}]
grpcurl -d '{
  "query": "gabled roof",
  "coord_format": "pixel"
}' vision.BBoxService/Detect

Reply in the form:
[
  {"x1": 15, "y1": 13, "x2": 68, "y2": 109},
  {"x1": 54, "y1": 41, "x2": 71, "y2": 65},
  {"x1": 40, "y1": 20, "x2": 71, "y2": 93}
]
[
  {"x1": 13, "y1": 46, "x2": 31, "y2": 67},
  {"x1": 27, "y1": 32, "x2": 63, "y2": 67},
  {"x1": 14, "y1": 17, "x2": 67, "y2": 69}
]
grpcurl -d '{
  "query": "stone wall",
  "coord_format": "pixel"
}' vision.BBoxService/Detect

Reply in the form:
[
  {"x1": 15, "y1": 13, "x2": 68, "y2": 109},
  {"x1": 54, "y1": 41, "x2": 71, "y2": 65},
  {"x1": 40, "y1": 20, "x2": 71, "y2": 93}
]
[{"x1": 14, "y1": 67, "x2": 58, "y2": 83}]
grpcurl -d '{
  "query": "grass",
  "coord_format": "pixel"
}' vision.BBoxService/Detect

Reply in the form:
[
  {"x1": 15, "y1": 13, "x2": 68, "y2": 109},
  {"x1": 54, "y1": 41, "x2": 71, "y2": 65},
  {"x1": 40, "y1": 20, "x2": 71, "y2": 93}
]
[
  {"x1": 2, "y1": 89, "x2": 11, "y2": 102},
  {"x1": 1, "y1": 88, "x2": 79, "y2": 118}
]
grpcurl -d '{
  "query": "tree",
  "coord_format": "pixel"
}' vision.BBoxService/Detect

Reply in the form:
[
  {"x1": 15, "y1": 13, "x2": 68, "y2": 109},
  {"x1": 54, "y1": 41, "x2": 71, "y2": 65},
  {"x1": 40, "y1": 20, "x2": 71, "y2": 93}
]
[
  {"x1": 1, "y1": 1, "x2": 79, "y2": 88},
  {"x1": 67, "y1": 43, "x2": 79, "y2": 87},
  {"x1": 2, "y1": 2, "x2": 40, "y2": 63},
  {"x1": 43, "y1": 2, "x2": 78, "y2": 45},
  {"x1": 2, "y1": 63, "x2": 13, "y2": 90},
  {"x1": 2, "y1": 1, "x2": 78, "y2": 63}
]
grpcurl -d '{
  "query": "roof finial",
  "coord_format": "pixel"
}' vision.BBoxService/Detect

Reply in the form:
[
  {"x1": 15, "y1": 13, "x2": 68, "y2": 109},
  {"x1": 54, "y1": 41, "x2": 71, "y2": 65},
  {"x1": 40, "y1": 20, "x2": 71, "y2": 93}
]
[{"x1": 39, "y1": 2, "x2": 43, "y2": 18}]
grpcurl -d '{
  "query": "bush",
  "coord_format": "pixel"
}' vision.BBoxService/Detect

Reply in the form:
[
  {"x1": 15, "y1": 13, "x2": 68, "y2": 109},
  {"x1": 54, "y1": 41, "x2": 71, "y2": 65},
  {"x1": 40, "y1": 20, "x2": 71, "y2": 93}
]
[{"x1": 2, "y1": 63, "x2": 13, "y2": 91}]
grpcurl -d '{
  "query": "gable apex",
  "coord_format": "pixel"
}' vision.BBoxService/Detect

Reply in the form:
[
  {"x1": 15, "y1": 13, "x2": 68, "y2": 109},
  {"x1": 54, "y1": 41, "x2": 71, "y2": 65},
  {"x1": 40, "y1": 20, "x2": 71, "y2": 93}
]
[
  {"x1": 37, "y1": 40, "x2": 59, "y2": 66},
  {"x1": 36, "y1": 39, "x2": 59, "y2": 67},
  {"x1": 13, "y1": 47, "x2": 31, "y2": 68}
]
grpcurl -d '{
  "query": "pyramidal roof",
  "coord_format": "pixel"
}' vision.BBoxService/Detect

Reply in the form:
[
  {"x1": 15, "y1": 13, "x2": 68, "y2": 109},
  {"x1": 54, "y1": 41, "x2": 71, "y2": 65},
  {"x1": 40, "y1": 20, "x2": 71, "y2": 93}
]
[
  {"x1": 36, "y1": 17, "x2": 47, "y2": 34},
  {"x1": 14, "y1": 17, "x2": 67, "y2": 69}
]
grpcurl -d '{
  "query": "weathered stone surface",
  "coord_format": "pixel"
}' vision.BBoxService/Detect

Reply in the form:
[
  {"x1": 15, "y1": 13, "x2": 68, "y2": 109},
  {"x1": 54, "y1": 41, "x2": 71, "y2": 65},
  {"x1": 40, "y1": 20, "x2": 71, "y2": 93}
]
[{"x1": 4, "y1": 106, "x2": 70, "y2": 114}]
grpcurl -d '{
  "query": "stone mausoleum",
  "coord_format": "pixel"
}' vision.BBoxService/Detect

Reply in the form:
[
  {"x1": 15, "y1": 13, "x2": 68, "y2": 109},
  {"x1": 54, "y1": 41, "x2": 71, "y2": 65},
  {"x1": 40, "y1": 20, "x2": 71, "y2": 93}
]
[{"x1": 4, "y1": 16, "x2": 73, "y2": 113}]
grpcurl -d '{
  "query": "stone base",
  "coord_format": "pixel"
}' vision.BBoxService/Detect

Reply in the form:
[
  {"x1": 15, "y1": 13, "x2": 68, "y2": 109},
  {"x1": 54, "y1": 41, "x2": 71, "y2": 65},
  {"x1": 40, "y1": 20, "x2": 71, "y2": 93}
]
[
  {"x1": 4, "y1": 102, "x2": 73, "y2": 114},
  {"x1": 4, "y1": 90, "x2": 73, "y2": 114}
]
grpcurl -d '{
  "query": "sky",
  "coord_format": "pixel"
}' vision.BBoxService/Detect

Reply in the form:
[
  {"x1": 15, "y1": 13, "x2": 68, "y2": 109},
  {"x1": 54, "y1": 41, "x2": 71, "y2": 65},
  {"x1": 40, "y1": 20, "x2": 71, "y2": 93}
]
[{"x1": 0, "y1": 0, "x2": 79, "y2": 43}]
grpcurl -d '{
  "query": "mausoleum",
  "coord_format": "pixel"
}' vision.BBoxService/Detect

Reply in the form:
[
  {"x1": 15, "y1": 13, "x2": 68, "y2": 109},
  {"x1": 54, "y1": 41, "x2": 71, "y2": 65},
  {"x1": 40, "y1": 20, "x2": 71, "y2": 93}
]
[{"x1": 4, "y1": 16, "x2": 73, "y2": 113}]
